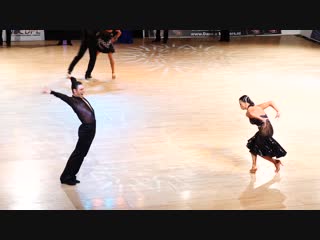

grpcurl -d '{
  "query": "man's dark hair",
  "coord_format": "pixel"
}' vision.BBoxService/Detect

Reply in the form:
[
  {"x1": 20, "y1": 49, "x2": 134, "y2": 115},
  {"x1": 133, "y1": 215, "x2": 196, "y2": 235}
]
[{"x1": 70, "y1": 77, "x2": 82, "y2": 91}]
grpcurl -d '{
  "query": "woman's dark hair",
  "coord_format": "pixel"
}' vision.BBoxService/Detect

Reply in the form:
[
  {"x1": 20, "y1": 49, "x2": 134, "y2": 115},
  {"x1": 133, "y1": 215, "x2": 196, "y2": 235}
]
[
  {"x1": 239, "y1": 95, "x2": 255, "y2": 106},
  {"x1": 70, "y1": 77, "x2": 82, "y2": 91}
]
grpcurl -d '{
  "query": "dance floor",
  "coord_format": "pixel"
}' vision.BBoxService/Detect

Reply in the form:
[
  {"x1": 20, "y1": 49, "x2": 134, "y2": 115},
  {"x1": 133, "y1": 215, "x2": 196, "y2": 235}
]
[{"x1": 0, "y1": 35, "x2": 320, "y2": 210}]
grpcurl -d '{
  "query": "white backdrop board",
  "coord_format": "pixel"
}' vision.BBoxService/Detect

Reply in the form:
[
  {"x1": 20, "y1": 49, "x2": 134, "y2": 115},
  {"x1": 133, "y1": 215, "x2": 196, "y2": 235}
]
[{"x1": 2, "y1": 30, "x2": 45, "y2": 41}]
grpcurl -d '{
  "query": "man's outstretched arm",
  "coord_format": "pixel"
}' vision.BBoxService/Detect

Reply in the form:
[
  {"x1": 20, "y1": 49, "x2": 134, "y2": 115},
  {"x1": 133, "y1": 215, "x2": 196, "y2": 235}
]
[{"x1": 42, "y1": 87, "x2": 72, "y2": 105}]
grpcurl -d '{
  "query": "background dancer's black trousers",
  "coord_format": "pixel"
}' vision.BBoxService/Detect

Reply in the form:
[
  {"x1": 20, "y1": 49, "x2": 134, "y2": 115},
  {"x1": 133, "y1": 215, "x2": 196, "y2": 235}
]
[{"x1": 68, "y1": 40, "x2": 97, "y2": 77}]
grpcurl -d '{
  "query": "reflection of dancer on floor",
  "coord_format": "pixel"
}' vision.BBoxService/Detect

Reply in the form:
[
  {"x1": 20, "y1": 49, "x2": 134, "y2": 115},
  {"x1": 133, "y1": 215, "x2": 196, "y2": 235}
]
[
  {"x1": 239, "y1": 95, "x2": 287, "y2": 174},
  {"x1": 243, "y1": 174, "x2": 281, "y2": 194},
  {"x1": 239, "y1": 174, "x2": 285, "y2": 209},
  {"x1": 96, "y1": 30, "x2": 121, "y2": 79},
  {"x1": 42, "y1": 77, "x2": 96, "y2": 185}
]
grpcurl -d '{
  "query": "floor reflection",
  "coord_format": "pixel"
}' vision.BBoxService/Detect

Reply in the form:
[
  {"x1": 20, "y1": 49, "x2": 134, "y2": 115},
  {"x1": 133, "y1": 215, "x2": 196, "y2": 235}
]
[
  {"x1": 239, "y1": 174, "x2": 286, "y2": 210},
  {"x1": 62, "y1": 186, "x2": 131, "y2": 210}
]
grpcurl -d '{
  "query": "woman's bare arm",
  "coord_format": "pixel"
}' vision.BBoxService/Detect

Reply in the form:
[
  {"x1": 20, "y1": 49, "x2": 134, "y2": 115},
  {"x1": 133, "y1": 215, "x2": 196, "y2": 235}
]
[
  {"x1": 112, "y1": 30, "x2": 122, "y2": 42},
  {"x1": 257, "y1": 101, "x2": 280, "y2": 118}
]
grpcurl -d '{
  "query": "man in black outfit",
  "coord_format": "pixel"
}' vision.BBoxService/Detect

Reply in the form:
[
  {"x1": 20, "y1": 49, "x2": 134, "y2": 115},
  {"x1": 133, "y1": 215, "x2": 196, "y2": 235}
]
[
  {"x1": 219, "y1": 30, "x2": 230, "y2": 42},
  {"x1": 67, "y1": 29, "x2": 99, "y2": 79},
  {"x1": 57, "y1": 30, "x2": 73, "y2": 45},
  {"x1": 57, "y1": 39, "x2": 72, "y2": 45},
  {"x1": 42, "y1": 77, "x2": 96, "y2": 185},
  {"x1": 0, "y1": 29, "x2": 12, "y2": 46},
  {"x1": 152, "y1": 30, "x2": 169, "y2": 43}
]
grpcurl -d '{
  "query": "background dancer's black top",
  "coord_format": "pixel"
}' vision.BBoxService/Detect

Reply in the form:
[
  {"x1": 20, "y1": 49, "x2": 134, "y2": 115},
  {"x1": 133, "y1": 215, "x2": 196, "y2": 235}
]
[
  {"x1": 82, "y1": 29, "x2": 99, "y2": 45},
  {"x1": 50, "y1": 91, "x2": 96, "y2": 124},
  {"x1": 96, "y1": 30, "x2": 117, "y2": 53}
]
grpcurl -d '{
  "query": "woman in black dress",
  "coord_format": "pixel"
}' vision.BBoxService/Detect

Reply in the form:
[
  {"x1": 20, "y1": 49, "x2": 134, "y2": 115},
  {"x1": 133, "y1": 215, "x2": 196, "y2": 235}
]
[
  {"x1": 96, "y1": 30, "x2": 122, "y2": 79},
  {"x1": 239, "y1": 95, "x2": 287, "y2": 173}
]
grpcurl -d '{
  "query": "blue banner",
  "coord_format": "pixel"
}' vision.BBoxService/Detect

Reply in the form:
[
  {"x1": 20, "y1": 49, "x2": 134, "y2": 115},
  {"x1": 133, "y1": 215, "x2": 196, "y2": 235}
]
[{"x1": 310, "y1": 30, "x2": 320, "y2": 42}]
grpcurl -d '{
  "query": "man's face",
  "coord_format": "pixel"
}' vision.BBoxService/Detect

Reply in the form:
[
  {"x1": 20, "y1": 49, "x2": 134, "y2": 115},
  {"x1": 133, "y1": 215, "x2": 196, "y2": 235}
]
[{"x1": 73, "y1": 85, "x2": 85, "y2": 97}]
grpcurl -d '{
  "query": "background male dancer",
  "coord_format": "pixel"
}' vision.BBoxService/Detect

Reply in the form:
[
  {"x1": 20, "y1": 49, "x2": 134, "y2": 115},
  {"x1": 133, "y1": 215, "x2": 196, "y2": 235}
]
[{"x1": 67, "y1": 29, "x2": 99, "y2": 80}]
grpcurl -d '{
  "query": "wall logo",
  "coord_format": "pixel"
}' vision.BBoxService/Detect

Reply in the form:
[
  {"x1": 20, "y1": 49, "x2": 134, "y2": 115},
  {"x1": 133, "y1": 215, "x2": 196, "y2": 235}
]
[
  {"x1": 148, "y1": 30, "x2": 281, "y2": 38},
  {"x1": 12, "y1": 30, "x2": 42, "y2": 36},
  {"x1": 10, "y1": 30, "x2": 45, "y2": 41}
]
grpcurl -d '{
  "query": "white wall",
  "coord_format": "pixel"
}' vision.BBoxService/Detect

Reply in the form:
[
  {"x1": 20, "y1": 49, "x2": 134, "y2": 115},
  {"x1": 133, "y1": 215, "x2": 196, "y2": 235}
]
[
  {"x1": 300, "y1": 30, "x2": 312, "y2": 38},
  {"x1": 278, "y1": 30, "x2": 301, "y2": 35},
  {"x1": 2, "y1": 30, "x2": 45, "y2": 41},
  {"x1": 259, "y1": 30, "x2": 301, "y2": 36}
]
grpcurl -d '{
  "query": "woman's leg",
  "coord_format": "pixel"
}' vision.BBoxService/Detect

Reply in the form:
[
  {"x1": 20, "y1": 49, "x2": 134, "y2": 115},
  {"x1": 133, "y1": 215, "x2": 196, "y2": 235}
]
[
  {"x1": 261, "y1": 156, "x2": 283, "y2": 173},
  {"x1": 108, "y1": 53, "x2": 116, "y2": 79},
  {"x1": 250, "y1": 153, "x2": 258, "y2": 173}
]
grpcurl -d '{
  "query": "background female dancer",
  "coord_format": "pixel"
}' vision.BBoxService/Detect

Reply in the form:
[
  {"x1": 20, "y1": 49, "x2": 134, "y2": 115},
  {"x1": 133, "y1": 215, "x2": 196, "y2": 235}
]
[{"x1": 96, "y1": 29, "x2": 122, "y2": 79}]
